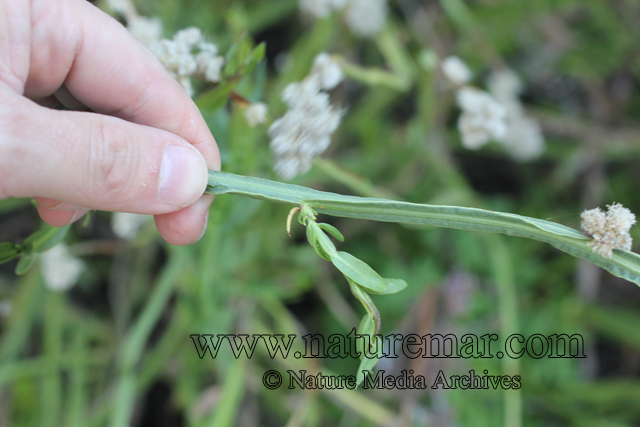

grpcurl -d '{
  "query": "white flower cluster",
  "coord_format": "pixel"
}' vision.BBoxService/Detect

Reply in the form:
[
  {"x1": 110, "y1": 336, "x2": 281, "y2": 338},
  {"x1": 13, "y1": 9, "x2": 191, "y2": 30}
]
[
  {"x1": 441, "y1": 56, "x2": 472, "y2": 86},
  {"x1": 147, "y1": 27, "x2": 225, "y2": 96},
  {"x1": 344, "y1": 0, "x2": 387, "y2": 37},
  {"x1": 311, "y1": 53, "x2": 344, "y2": 90},
  {"x1": 124, "y1": 23, "x2": 222, "y2": 97},
  {"x1": 488, "y1": 69, "x2": 545, "y2": 161},
  {"x1": 456, "y1": 87, "x2": 507, "y2": 149},
  {"x1": 443, "y1": 56, "x2": 545, "y2": 160},
  {"x1": 110, "y1": 4, "x2": 225, "y2": 98},
  {"x1": 41, "y1": 244, "x2": 85, "y2": 292},
  {"x1": 581, "y1": 203, "x2": 637, "y2": 259},
  {"x1": 300, "y1": 0, "x2": 387, "y2": 37},
  {"x1": 269, "y1": 53, "x2": 344, "y2": 180},
  {"x1": 112, "y1": 212, "x2": 150, "y2": 240}
]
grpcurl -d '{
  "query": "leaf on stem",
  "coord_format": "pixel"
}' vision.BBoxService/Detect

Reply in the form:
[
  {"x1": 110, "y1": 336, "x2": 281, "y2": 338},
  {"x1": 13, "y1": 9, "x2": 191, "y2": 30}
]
[
  {"x1": 331, "y1": 251, "x2": 388, "y2": 293},
  {"x1": 306, "y1": 223, "x2": 332, "y2": 261},
  {"x1": 15, "y1": 254, "x2": 36, "y2": 276},
  {"x1": 368, "y1": 278, "x2": 408, "y2": 295},
  {"x1": 317, "y1": 223, "x2": 344, "y2": 242}
]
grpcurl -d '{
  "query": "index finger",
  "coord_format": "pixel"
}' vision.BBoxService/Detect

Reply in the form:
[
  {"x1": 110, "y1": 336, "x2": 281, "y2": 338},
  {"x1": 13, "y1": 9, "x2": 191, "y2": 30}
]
[{"x1": 24, "y1": 0, "x2": 220, "y2": 169}]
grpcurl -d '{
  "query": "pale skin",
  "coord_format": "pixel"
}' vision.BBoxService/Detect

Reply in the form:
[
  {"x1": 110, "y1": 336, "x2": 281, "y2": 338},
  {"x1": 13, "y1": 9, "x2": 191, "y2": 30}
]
[{"x1": 0, "y1": 0, "x2": 221, "y2": 245}]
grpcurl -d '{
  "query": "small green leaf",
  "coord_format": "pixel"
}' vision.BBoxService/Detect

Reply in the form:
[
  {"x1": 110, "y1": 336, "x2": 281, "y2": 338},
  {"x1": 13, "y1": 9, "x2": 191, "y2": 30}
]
[
  {"x1": 223, "y1": 34, "x2": 254, "y2": 78},
  {"x1": 196, "y1": 82, "x2": 236, "y2": 112},
  {"x1": 0, "y1": 242, "x2": 19, "y2": 264},
  {"x1": 355, "y1": 335, "x2": 383, "y2": 388},
  {"x1": 38, "y1": 225, "x2": 70, "y2": 252},
  {"x1": 306, "y1": 222, "x2": 331, "y2": 261},
  {"x1": 317, "y1": 223, "x2": 344, "y2": 242},
  {"x1": 331, "y1": 251, "x2": 388, "y2": 293},
  {"x1": 22, "y1": 224, "x2": 70, "y2": 253},
  {"x1": 314, "y1": 227, "x2": 337, "y2": 258},
  {"x1": 15, "y1": 254, "x2": 36, "y2": 275},
  {"x1": 242, "y1": 43, "x2": 266, "y2": 76},
  {"x1": 367, "y1": 278, "x2": 408, "y2": 295}
]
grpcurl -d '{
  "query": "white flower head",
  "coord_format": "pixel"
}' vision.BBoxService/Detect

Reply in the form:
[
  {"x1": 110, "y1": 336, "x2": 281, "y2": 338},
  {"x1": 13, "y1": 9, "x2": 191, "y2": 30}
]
[
  {"x1": 244, "y1": 103, "x2": 268, "y2": 127},
  {"x1": 501, "y1": 114, "x2": 545, "y2": 161},
  {"x1": 148, "y1": 27, "x2": 224, "y2": 96},
  {"x1": 311, "y1": 53, "x2": 344, "y2": 90},
  {"x1": 196, "y1": 49, "x2": 225, "y2": 83},
  {"x1": 300, "y1": 0, "x2": 347, "y2": 18},
  {"x1": 41, "y1": 244, "x2": 85, "y2": 292},
  {"x1": 112, "y1": 212, "x2": 149, "y2": 240},
  {"x1": 456, "y1": 87, "x2": 507, "y2": 149},
  {"x1": 344, "y1": 0, "x2": 387, "y2": 37},
  {"x1": 127, "y1": 17, "x2": 163, "y2": 46},
  {"x1": 581, "y1": 203, "x2": 637, "y2": 258},
  {"x1": 488, "y1": 69, "x2": 523, "y2": 107},
  {"x1": 441, "y1": 56, "x2": 472, "y2": 86},
  {"x1": 269, "y1": 78, "x2": 343, "y2": 180},
  {"x1": 173, "y1": 27, "x2": 203, "y2": 50},
  {"x1": 488, "y1": 69, "x2": 545, "y2": 161}
]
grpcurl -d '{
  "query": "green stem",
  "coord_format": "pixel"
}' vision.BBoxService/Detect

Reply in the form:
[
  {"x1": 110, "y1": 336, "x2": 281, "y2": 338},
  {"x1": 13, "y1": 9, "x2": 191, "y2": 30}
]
[
  {"x1": 349, "y1": 281, "x2": 381, "y2": 335},
  {"x1": 206, "y1": 170, "x2": 640, "y2": 287},
  {"x1": 487, "y1": 235, "x2": 522, "y2": 427},
  {"x1": 110, "y1": 246, "x2": 186, "y2": 427}
]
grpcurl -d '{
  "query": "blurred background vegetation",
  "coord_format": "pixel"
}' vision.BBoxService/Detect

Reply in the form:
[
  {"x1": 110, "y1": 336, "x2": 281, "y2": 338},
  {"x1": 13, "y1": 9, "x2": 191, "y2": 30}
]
[{"x1": 1, "y1": 0, "x2": 640, "y2": 426}]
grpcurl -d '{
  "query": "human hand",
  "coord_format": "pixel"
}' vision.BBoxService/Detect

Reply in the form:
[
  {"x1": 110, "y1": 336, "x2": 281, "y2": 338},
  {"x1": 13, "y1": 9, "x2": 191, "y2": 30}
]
[{"x1": 0, "y1": 0, "x2": 220, "y2": 245}]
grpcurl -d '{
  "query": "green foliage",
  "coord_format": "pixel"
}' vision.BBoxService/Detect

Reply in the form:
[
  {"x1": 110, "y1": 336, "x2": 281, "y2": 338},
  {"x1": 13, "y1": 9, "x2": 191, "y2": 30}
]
[{"x1": 2, "y1": 0, "x2": 640, "y2": 426}]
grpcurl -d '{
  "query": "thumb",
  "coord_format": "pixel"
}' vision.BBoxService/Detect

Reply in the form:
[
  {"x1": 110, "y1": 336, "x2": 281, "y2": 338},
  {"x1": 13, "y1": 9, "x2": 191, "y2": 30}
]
[{"x1": 0, "y1": 95, "x2": 209, "y2": 214}]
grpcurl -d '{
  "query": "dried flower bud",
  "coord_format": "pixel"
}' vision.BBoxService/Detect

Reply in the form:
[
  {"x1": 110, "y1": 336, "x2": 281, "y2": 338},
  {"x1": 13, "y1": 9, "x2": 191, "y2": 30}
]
[{"x1": 581, "y1": 203, "x2": 636, "y2": 258}]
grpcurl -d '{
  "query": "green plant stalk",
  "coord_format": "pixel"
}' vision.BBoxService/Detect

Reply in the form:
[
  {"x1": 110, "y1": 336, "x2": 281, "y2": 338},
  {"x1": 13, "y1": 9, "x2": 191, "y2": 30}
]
[
  {"x1": 206, "y1": 171, "x2": 640, "y2": 287},
  {"x1": 41, "y1": 291, "x2": 64, "y2": 427},
  {"x1": 487, "y1": 235, "x2": 522, "y2": 427},
  {"x1": 110, "y1": 246, "x2": 187, "y2": 427},
  {"x1": 66, "y1": 326, "x2": 88, "y2": 427},
  {"x1": 0, "y1": 270, "x2": 42, "y2": 363},
  {"x1": 209, "y1": 357, "x2": 247, "y2": 427}
]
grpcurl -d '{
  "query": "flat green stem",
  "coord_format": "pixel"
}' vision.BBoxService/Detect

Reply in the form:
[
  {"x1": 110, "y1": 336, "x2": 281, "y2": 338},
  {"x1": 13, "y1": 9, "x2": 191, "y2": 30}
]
[{"x1": 206, "y1": 171, "x2": 640, "y2": 287}]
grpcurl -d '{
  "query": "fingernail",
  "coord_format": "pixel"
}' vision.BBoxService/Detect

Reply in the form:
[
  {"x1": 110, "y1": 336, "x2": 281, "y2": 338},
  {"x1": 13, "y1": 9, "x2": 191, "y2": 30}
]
[
  {"x1": 71, "y1": 208, "x2": 90, "y2": 223},
  {"x1": 159, "y1": 146, "x2": 208, "y2": 207}
]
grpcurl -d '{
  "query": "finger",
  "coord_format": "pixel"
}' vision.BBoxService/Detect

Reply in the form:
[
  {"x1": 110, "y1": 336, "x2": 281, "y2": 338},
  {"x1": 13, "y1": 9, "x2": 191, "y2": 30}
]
[
  {"x1": 36, "y1": 205, "x2": 89, "y2": 228},
  {"x1": 26, "y1": 0, "x2": 220, "y2": 171},
  {"x1": 154, "y1": 195, "x2": 213, "y2": 246},
  {"x1": 0, "y1": 89, "x2": 208, "y2": 215}
]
